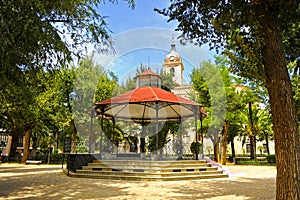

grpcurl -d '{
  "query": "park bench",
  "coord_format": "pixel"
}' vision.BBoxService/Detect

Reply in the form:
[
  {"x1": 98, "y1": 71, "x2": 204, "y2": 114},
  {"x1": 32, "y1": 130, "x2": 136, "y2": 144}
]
[{"x1": 26, "y1": 160, "x2": 42, "y2": 165}]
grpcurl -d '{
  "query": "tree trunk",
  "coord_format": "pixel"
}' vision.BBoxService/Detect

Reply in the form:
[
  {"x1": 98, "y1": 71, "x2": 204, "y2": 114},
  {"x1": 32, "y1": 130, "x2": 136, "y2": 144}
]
[
  {"x1": 265, "y1": 133, "x2": 270, "y2": 155},
  {"x1": 230, "y1": 137, "x2": 235, "y2": 161},
  {"x1": 9, "y1": 134, "x2": 19, "y2": 160},
  {"x1": 5, "y1": 135, "x2": 12, "y2": 158},
  {"x1": 221, "y1": 121, "x2": 229, "y2": 165},
  {"x1": 249, "y1": 135, "x2": 256, "y2": 159},
  {"x1": 71, "y1": 119, "x2": 77, "y2": 153},
  {"x1": 31, "y1": 134, "x2": 38, "y2": 157},
  {"x1": 248, "y1": 102, "x2": 256, "y2": 160},
  {"x1": 213, "y1": 136, "x2": 220, "y2": 162},
  {"x1": 256, "y1": 5, "x2": 300, "y2": 199},
  {"x1": 21, "y1": 128, "x2": 32, "y2": 164},
  {"x1": 140, "y1": 138, "x2": 146, "y2": 153}
]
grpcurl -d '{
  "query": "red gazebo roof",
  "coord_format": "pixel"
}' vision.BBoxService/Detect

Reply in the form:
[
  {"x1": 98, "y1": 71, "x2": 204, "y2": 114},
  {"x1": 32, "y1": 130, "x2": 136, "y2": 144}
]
[
  {"x1": 95, "y1": 86, "x2": 206, "y2": 122},
  {"x1": 97, "y1": 86, "x2": 198, "y2": 105}
]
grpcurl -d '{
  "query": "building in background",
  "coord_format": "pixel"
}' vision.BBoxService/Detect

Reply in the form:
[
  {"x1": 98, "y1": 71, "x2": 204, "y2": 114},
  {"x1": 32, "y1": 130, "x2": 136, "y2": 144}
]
[{"x1": 162, "y1": 39, "x2": 275, "y2": 156}]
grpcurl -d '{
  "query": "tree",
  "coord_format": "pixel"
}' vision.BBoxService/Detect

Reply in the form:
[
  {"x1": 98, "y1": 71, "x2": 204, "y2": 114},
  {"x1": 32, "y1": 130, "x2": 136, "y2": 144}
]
[
  {"x1": 72, "y1": 56, "x2": 119, "y2": 153},
  {"x1": 0, "y1": 72, "x2": 36, "y2": 161},
  {"x1": 119, "y1": 64, "x2": 148, "y2": 93},
  {"x1": 215, "y1": 57, "x2": 244, "y2": 165},
  {"x1": 94, "y1": 64, "x2": 119, "y2": 153},
  {"x1": 28, "y1": 68, "x2": 73, "y2": 160},
  {"x1": 238, "y1": 102, "x2": 272, "y2": 158},
  {"x1": 0, "y1": 0, "x2": 134, "y2": 71},
  {"x1": 227, "y1": 113, "x2": 243, "y2": 160},
  {"x1": 236, "y1": 82, "x2": 273, "y2": 160},
  {"x1": 290, "y1": 60, "x2": 300, "y2": 125},
  {"x1": 156, "y1": 1, "x2": 300, "y2": 198},
  {"x1": 23, "y1": 67, "x2": 76, "y2": 161},
  {"x1": 100, "y1": 119, "x2": 124, "y2": 153},
  {"x1": 255, "y1": 108, "x2": 273, "y2": 155},
  {"x1": 53, "y1": 67, "x2": 77, "y2": 154},
  {"x1": 0, "y1": 67, "x2": 55, "y2": 162},
  {"x1": 1, "y1": 67, "x2": 71, "y2": 163},
  {"x1": 190, "y1": 62, "x2": 219, "y2": 162},
  {"x1": 0, "y1": 0, "x2": 135, "y2": 161},
  {"x1": 190, "y1": 59, "x2": 240, "y2": 164},
  {"x1": 239, "y1": 88, "x2": 259, "y2": 160},
  {"x1": 147, "y1": 121, "x2": 179, "y2": 157},
  {"x1": 160, "y1": 69, "x2": 179, "y2": 92}
]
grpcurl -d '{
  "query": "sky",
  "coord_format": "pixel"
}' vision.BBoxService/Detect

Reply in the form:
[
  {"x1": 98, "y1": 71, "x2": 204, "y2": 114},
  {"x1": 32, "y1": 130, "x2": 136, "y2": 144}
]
[{"x1": 92, "y1": 1, "x2": 216, "y2": 84}]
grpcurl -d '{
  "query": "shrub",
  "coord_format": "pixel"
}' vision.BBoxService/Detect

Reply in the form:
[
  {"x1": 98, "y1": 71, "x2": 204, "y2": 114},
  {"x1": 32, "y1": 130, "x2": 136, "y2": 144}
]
[
  {"x1": 266, "y1": 154, "x2": 276, "y2": 164},
  {"x1": 190, "y1": 142, "x2": 202, "y2": 154},
  {"x1": 76, "y1": 143, "x2": 89, "y2": 153}
]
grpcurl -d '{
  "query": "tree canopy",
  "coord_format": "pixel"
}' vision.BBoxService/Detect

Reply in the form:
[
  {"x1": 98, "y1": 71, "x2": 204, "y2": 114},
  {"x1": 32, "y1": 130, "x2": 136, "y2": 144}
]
[
  {"x1": 0, "y1": 0, "x2": 134, "y2": 70},
  {"x1": 0, "y1": 0, "x2": 135, "y2": 156},
  {"x1": 155, "y1": 1, "x2": 299, "y2": 81}
]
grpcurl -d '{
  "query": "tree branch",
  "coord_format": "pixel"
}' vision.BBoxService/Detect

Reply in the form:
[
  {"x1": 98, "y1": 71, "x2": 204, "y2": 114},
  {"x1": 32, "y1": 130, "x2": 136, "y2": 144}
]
[{"x1": 44, "y1": 19, "x2": 71, "y2": 23}]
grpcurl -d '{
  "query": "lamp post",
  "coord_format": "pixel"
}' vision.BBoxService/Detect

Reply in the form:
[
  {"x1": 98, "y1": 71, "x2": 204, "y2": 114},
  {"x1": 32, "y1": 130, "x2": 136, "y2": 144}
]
[
  {"x1": 195, "y1": 114, "x2": 198, "y2": 160},
  {"x1": 200, "y1": 113, "x2": 204, "y2": 159},
  {"x1": 89, "y1": 109, "x2": 93, "y2": 153}
]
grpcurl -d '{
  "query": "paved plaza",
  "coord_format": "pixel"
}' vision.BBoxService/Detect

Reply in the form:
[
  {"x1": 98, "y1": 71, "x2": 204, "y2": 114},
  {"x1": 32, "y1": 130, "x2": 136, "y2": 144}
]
[{"x1": 0, "y1": 163, "x2": 276, "y2": 200}]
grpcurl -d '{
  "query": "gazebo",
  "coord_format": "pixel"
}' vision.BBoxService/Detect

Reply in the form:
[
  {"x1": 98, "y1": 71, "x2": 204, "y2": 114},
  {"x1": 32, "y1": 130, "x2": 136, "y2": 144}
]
[
  {"x1": 65, "y1": 70, "x2": 230, "y2": 180},
  {"x1": 94, "y1": 70, "x2": 206, "y2": 160}
]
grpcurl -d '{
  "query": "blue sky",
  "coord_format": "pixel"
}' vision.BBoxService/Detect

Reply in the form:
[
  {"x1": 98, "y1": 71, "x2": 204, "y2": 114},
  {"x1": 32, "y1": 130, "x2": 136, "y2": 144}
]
[
  {"x1": 93, "y1": 1, "x2": 216, "y2": 84},
  {"x1": 99, "y1": 1, "x2": 175, "y2": 32}
]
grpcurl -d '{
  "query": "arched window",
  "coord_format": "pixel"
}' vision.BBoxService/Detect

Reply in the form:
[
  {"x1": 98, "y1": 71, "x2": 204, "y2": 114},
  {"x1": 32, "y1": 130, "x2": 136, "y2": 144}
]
[{"x1": 171, "y1": 68, "x2": 175, "y2": 77}]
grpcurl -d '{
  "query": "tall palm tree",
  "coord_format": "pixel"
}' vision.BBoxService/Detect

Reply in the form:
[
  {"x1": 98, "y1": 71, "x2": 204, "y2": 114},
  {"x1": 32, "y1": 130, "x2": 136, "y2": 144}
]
[{"x1": 239, "y1": 104, "x2": 272, "y2": 159}]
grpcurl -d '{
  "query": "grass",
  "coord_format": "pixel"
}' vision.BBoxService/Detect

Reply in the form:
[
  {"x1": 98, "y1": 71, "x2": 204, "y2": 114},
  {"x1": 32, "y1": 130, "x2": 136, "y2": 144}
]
[{"x1": 235, "y1": 159, "x2": 276, "y2": 166}]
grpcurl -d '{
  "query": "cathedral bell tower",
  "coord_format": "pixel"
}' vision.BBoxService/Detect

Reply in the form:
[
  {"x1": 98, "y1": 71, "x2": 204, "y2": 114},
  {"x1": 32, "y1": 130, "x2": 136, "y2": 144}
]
[{"x1": 162, "y1": 38, "x2": 184, "y2": 85}]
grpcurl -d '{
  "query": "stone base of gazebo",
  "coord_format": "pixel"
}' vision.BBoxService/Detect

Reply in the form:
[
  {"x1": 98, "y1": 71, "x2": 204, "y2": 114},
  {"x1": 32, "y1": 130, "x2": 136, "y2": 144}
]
[{"x1": 65, "y1": 154, "x2": 228, "y2": 181}]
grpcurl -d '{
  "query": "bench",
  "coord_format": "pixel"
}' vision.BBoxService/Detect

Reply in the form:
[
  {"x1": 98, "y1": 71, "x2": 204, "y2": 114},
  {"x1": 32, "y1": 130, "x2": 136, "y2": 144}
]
[{"x1": 26, "y1": 160, "x2": 42, "y2": 165}]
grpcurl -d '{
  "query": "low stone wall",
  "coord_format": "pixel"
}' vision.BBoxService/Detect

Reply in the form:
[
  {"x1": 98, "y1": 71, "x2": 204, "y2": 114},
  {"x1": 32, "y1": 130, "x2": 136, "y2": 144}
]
[{"x1": 67, "y1": 154, "x2": 101, "y2": 173}]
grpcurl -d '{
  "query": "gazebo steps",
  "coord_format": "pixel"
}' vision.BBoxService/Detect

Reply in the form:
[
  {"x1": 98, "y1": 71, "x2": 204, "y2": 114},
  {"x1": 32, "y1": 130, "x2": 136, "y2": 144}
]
[
  {"x1": 89, "y1": 159, "x2": 210, "y2": 167},
  {"x1": 82, "y1": 165, "x2": 218, "y2": 173},
  {"x1": 83, "y1": 163, "x2": 212, "y2": 170},
  {"x1": 67, "y1": 159, "x2": 228, "y2": 181},
  {"x1": 68, "y1": 171, "x2": 228, "y2": 181},
  {"x1": 92, "y1": 159, "x2": 208, "y2": 164},
  {"x1": 76, "y1": 169, "x2": 224, "y2": 177}
]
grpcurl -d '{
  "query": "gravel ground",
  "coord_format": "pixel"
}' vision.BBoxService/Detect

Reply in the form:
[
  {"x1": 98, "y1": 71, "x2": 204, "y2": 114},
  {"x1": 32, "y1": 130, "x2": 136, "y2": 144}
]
[{"x1": 0, "y1": 163, "x2": 276, "y2": 200}]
